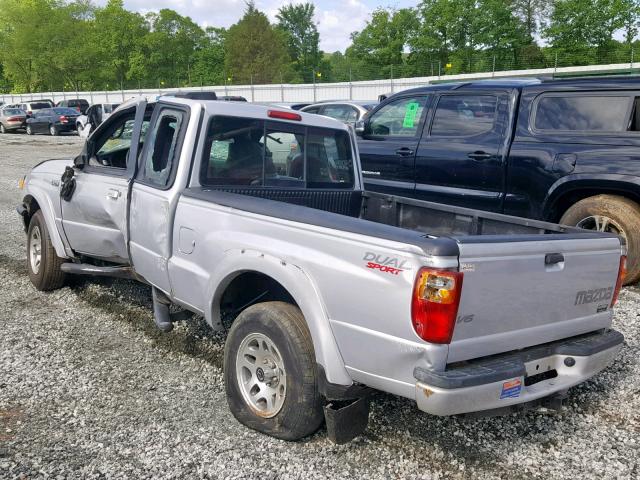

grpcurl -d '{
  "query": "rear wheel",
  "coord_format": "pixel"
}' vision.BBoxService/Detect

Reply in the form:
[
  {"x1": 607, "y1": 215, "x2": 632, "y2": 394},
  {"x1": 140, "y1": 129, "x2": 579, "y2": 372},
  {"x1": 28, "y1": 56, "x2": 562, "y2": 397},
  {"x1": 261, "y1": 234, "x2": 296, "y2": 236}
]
[
  {"x1": 27, "y1": 210, "x2": 67, "y2": 291},
  {"x1": 560, "y1": 194, "x2": 640, "y2": 284},
  {"x1": 26, "y1": 125, "x2": 33, "y2": 135},
  {"x1": 224, "y1": 301, "x2": 323, "y2": 440},
  {"x1": 49, "y1": 124, "x2": 58, "y2": 136}
]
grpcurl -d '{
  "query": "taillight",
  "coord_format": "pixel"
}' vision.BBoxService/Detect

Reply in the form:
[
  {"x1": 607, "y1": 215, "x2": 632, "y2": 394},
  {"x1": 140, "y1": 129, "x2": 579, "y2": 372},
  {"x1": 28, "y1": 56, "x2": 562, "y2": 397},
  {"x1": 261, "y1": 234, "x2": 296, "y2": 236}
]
[
  {"x1": 7, "y1": 116, "x2": 21, "y2": 121},
  {"x1": 411, "y1": 268, "x2": 463, "y2": 344},
  {"x1": 610, "y1": 255, "x2": 626, "y2": 307},
  {"x1": 27, "y1": 111, "x2": 32, "y2": 115},
  {"x1": 60, "y1": 115, "x2": 68, "y2": 123}
]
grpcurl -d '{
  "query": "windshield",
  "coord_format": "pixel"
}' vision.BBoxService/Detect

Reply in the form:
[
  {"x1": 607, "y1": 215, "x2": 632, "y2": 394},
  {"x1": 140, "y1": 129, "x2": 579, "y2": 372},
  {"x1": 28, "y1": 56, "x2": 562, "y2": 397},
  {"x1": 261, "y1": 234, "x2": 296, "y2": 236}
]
[{"x1": 3, "y1": 109, "x2": 24, "y2": 116}]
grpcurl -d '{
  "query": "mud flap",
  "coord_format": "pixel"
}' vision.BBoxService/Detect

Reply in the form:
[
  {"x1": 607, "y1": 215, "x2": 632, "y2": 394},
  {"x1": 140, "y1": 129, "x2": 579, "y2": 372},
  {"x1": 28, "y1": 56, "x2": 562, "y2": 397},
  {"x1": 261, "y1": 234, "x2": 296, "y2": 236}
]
[{"x1": 323, "y1": 396, "x2": 370, "y2": 444}]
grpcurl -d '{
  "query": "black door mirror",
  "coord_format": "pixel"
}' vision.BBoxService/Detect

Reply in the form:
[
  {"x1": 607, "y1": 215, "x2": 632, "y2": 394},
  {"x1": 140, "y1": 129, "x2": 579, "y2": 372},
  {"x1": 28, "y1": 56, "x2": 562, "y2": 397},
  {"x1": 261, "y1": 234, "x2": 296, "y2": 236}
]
[
  {"x1": 73, "y1": 154, "x2": 86, "y2": 168},
  {"x1": 355, "y1": 120, "x2": 366, "y2": 136}
]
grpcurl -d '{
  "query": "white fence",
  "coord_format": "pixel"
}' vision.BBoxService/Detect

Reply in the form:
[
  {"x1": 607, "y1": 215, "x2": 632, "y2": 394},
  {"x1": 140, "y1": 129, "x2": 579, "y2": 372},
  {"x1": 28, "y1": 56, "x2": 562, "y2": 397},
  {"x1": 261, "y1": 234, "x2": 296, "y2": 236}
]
[{"x1": 1, "y1": 62, "x2": 638, "y2": 105}]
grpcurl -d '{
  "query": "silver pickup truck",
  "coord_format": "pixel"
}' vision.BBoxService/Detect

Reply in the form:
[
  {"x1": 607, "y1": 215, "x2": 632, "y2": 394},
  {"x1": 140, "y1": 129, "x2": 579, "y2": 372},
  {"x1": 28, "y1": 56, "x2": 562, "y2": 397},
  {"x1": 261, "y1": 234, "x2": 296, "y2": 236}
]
[{"x1": 17, "y1": 95, "x2": 626, "y2": 443}]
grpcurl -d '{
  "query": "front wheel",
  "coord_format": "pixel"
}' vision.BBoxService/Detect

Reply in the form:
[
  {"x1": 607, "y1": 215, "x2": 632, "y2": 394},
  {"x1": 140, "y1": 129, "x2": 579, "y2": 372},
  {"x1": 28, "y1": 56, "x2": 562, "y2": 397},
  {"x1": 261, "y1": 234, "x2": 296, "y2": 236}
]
[
  {"x1": 0, "y1": 123, "x2": 5, "y2": 134},
  {"x1": 560, "y1": 194, "x2": 640, "y2": 284},
  {"x1": 224, "y1": 301, "x2": 323, "y2": 440},
  {"x1": 27, "y1": 210, "x2": 67, "y2": 291}
]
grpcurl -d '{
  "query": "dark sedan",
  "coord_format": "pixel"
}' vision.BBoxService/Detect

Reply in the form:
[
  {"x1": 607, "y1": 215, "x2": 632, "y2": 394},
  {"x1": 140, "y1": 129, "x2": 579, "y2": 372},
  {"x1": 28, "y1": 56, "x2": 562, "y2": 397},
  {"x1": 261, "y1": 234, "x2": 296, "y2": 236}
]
[{"x1": 26, "y1": 107, "x2": 80, "y2": 136}]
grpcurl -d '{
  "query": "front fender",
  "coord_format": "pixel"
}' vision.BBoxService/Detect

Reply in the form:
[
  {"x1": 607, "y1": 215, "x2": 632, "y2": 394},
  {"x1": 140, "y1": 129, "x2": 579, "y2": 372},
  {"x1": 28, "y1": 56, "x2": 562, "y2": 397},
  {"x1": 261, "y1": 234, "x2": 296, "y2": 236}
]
[
  {"x1": 206, "y1": 248, "x2": 352, "y2": 386},
  {"x1": 22, "y1": 187, "x2": 70, "y2": 259},
  {"x1": 543, "y1": 173, "x2": 640, "y2": 219}
]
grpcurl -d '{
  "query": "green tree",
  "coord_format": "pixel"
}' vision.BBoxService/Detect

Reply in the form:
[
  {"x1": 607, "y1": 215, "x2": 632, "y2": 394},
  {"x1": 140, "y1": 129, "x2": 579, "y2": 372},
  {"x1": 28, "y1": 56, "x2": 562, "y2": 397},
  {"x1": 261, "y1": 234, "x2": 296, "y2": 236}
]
[
  {"x1": 276, "y1": 2, "x2": 320, "y2": 81},
  {"x1": 191, "y1": 27, "x2": 226, "y2": 86},
  {"x1": 544, "y1": 0, "x2": 627, "y2": 52},
  {"x1": 347, "y1": 8, "x2": 418, "y2": 79},
  {"x1": 510, "y1": 0, "x2": 551, "y2": 41},
  {"x1": 140, "y1": 9, "x2": 205, "y2": 87},
  {"x1": 224, "y1": 3, "x2": 289, "y2": 84},
  {"x1": 93, "y1": 0, "x2": 148, "y2": 89}
]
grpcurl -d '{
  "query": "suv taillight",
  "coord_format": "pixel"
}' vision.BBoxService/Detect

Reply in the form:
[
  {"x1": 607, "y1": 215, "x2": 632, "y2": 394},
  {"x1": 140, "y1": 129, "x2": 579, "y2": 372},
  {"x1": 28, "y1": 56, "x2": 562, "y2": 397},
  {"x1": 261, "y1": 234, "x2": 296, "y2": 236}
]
[
  {"x1": 411, "y1": 268, "x2": 463, "y2": 344},
  {"x1": 610, "y1": 255, "x2": 626, "y2": 307}
]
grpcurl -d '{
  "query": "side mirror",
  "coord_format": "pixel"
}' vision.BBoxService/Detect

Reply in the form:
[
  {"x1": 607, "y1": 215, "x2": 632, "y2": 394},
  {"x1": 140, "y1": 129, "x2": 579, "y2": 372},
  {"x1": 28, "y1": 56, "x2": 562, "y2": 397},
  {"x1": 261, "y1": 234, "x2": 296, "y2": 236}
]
[
  {"x1": 73, "y1": 154, "x2": 86, "y2": 168},
  {"x1": 355, "y1": 120, "x2": 365, "y2": 136}
]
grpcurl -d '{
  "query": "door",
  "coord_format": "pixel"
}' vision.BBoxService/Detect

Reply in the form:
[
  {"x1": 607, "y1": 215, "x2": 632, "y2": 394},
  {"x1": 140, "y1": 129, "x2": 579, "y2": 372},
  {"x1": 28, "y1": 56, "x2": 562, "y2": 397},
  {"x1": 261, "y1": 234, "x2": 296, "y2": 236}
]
[
  {"x1": 129, "y1": 105, "x2": 189, "y2": 294},
  {"x1": 32, "y1": 109, "x2": 48, "y2": 133},
  {"x1": 413, "y1": 92, "x2": 510, "y2": 212},
  {"x1": 358, "y1": 95, "x2": 430, "y2": 196},
  {"x1": 60, "y1": 101, "x2": 148, "y2": 262}
]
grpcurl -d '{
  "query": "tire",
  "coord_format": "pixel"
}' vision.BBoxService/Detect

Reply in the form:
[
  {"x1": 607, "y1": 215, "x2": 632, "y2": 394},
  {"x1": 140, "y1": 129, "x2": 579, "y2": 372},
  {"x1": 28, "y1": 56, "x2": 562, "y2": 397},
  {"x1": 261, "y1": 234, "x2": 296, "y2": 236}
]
[
  {"x1": 224, "y1": 301, "x2": 323, "y2": 441},
  {"x1": 26, "y1": 210, "x2": 66, "y2": 291},
  {"x1": 26, "y1": 125, "x2": 33, "y2": 135},
  {"x1": 560, "y1": 194, "x2": 640, "y2": 284},
  {"x1": 49, "y1": 124, "x2": 58, "y2": 136},
  {"x1": 0, "y1": 123, "x2": 5, "y2": 134}
]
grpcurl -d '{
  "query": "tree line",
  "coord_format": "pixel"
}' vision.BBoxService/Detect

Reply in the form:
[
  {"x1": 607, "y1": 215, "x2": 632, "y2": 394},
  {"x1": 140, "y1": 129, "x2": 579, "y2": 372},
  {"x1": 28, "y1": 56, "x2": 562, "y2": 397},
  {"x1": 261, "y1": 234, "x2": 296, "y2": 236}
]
[{"x1": 1, "y1": 0, "x2": 639, "y2": 94}]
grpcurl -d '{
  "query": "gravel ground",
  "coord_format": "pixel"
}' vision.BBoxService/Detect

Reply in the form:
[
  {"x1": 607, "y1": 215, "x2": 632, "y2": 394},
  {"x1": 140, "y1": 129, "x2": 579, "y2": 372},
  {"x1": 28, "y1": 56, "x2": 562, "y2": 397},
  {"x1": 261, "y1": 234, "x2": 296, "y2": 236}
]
[{"x1": 0, "y1": 133, "x2": 639, "y2": 479}]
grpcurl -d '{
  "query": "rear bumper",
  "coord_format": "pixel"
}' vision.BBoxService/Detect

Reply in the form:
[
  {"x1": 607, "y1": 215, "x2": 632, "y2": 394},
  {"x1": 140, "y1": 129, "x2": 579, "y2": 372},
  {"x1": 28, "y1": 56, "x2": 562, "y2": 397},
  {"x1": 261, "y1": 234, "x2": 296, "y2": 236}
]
[{"x1": 414, "y1": 329, "x2": 623, "y2": 416}]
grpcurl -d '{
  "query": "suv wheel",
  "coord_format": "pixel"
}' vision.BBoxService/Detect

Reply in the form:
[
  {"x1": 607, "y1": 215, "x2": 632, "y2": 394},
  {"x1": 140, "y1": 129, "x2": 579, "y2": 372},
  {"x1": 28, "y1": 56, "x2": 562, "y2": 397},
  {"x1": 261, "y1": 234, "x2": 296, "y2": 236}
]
[
  {"x1": 224, "y1": 301, "x2": 323, "y2": 440},
  {"x1": 49, "y1": 124, "x2": 58, "y2": 136},
  {"x1": 560, "y1": 194, "x2": 640, "y2": 284}
]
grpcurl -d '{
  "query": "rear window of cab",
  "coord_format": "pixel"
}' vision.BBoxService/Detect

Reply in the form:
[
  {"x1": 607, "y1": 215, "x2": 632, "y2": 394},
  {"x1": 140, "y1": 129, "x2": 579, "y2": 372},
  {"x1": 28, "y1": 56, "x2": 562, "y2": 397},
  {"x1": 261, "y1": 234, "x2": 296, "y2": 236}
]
[{"x1": 200, "y1": 115, "x2": 355, "y2": 189}]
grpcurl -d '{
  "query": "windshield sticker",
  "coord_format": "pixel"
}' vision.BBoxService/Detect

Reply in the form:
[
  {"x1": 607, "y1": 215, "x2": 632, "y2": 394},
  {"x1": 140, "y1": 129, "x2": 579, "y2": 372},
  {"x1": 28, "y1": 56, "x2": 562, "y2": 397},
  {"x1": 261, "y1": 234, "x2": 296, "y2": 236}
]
[
  {"x1": 500, "y1": 378, "x2": 522, "y2": 399},
  {"x1": 402, "y1": 102, "x2": 420, "y2": 128}
]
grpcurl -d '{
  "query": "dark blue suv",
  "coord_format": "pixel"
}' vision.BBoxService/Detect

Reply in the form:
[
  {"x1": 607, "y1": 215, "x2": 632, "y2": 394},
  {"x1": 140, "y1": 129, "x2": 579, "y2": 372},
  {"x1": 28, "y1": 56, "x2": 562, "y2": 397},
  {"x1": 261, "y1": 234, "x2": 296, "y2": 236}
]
[{"x1": 356, "y1": 76, "x2": 640, "y2": 284}]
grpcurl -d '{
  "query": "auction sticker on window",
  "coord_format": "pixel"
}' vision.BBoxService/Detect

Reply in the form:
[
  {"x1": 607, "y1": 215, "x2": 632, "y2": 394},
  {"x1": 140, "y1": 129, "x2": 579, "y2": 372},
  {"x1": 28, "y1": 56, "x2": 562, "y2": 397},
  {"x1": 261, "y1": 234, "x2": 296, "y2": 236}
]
[
  {"x1": 500, "y1": 378, "x2": 522, "y2": 399},
  {"x1": 402, "y1": 102, "x2": 420, "y2": 128}
]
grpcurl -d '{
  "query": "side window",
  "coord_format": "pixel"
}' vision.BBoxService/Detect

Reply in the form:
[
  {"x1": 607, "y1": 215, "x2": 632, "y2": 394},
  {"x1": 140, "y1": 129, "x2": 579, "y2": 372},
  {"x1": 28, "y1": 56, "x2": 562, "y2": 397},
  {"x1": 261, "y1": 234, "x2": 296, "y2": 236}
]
[
  {"x1": 534, "y1": 94, "x2": 631, "y2": 132},
  {"x1": 303, "y1": 106, "x2": 321, "y2": 114},
  {"x1": 430, "y1": 95, "x2": 498, "y2": 137},
  {"x1": 90, "y1": 114, "x2": 150, "y2": 169},
  {"x1": 321, "y1": 105, "x2": 351, "y2": 122},
  {"x1": 367, "y1": 96, "x2": 428, "y2": 137},
  {"x1": 140, "y1": 109, "x2": 186, "y2": 187}
]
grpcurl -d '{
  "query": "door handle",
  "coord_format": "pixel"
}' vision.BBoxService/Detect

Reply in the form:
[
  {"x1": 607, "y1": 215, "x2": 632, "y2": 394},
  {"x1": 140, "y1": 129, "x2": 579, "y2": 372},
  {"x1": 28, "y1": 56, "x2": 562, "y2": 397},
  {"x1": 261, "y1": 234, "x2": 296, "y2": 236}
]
[
  {"x1": 467, "y1": 151, "x2": 492, "y2": 160},
  {"x1": 106, "y1": 188, "x2": 121, "y2": 200},
  {"x1": 395, "y1": 147, "x2": 414, "y2": 157}
]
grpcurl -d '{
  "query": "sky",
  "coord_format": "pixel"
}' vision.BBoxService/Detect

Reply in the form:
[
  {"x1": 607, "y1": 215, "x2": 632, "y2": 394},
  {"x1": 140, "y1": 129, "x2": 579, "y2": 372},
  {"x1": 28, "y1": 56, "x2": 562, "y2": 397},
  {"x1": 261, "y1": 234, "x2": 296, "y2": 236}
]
[{"x1": 94, "y1": 0, "x2": 416, "y2": 53}]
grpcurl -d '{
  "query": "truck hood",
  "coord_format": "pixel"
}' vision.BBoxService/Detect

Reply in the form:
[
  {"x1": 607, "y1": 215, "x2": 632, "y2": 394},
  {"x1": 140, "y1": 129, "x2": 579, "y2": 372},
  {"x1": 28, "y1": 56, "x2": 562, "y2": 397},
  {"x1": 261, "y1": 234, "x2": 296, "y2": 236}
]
[{"x1": 30, "y1": 158, "x2": 74, "y2": 176}]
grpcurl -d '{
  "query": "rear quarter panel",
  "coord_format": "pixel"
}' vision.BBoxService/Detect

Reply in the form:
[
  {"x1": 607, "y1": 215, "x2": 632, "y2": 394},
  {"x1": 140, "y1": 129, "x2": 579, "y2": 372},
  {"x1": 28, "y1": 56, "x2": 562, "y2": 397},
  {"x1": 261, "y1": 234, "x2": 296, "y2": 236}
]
[{"x1": 168, "y1": 196, "x2": 451, "y2": 394}]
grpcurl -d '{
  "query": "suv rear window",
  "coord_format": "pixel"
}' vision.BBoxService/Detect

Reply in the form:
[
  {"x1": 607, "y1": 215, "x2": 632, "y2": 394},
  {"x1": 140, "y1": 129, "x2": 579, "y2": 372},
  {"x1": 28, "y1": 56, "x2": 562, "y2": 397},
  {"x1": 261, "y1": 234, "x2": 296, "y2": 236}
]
[
  {"x1": 30, "y1": 102, "x2": 50, "y2": 110},
  {"x1": 534, "y1": 94, "x2": 631, "y2": 132},
  {"x1": 201, "y1": 115, "x2": 355, "y2": 189}
]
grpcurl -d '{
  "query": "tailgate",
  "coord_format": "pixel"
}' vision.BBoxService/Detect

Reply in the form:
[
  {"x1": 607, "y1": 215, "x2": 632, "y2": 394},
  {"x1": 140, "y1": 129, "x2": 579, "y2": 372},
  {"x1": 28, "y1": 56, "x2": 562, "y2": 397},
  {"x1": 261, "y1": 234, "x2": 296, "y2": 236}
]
[{"x1": 447, "y1": 234, "x2": 623, "y2": 364}]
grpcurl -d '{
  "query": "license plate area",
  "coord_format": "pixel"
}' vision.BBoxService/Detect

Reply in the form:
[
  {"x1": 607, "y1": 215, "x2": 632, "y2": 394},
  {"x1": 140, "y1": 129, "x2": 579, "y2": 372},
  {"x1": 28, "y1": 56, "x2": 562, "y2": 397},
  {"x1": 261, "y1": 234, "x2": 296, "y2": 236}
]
[{"x1": 524, "y1": 356, "x2": 560, "y2": 387}]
